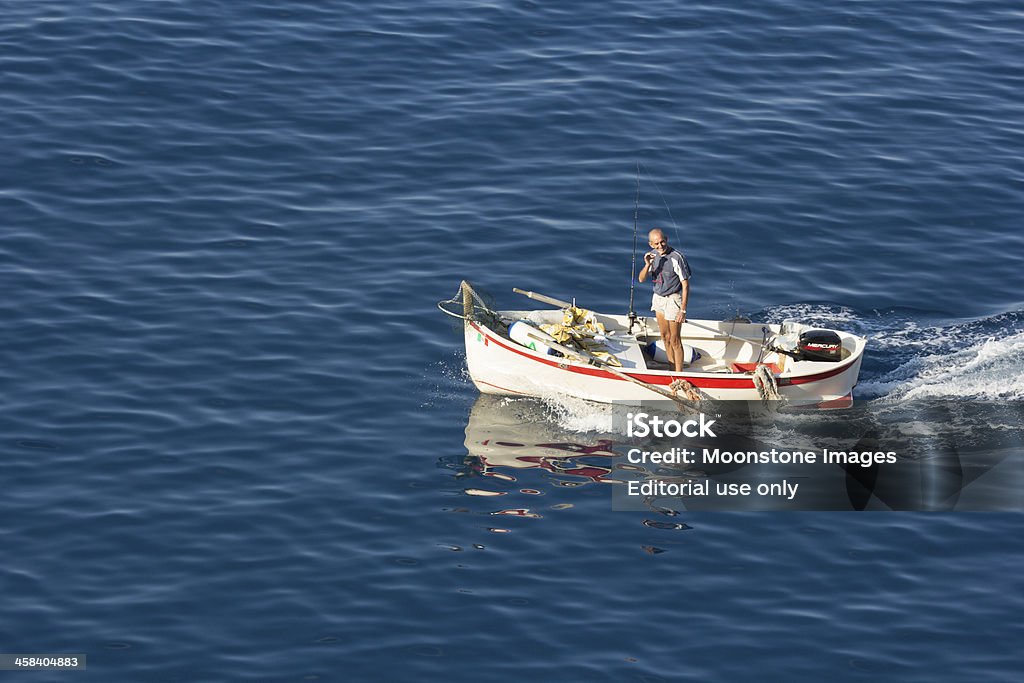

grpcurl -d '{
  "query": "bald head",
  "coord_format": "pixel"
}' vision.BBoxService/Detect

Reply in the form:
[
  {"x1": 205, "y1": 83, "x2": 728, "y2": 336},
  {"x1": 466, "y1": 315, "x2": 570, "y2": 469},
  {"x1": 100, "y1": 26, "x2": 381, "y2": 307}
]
[{"x1": 648, "y1": 228, "x2": 669, "y2": 254}]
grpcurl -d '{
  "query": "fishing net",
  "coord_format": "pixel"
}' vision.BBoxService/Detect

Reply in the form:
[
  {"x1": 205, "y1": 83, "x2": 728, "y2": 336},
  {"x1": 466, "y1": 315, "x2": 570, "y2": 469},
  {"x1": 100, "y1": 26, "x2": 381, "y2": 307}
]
[{"x1": 437, "y1": 281, "x2": 506, "y2": 333}]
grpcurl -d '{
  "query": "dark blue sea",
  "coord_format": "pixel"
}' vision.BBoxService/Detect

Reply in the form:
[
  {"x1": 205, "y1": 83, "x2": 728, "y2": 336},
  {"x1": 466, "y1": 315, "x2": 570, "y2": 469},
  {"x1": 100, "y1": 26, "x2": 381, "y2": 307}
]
[{"x1": 2, "y1": 1, "x2": 1023, "y2": 680}]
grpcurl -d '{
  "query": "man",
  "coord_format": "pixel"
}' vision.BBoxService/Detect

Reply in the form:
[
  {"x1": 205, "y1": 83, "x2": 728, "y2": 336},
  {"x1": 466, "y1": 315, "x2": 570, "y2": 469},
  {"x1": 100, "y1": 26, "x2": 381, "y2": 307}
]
[{"x1": 638, "y1": 228, "x2": 691, "y2": 372}]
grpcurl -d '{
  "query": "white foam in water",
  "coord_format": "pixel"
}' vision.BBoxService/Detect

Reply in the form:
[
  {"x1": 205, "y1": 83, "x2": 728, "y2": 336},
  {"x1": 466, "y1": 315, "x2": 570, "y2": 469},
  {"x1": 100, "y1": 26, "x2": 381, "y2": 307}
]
[
  {"x1": 761, "y1": 303, "x2": 862, "y2": 329},
  {"x1": 862, "y1": 329, "x2": 1024, "y2": 401},
  {"x1": 536, "y1": 391, "x2": 616, "y2": 433}
]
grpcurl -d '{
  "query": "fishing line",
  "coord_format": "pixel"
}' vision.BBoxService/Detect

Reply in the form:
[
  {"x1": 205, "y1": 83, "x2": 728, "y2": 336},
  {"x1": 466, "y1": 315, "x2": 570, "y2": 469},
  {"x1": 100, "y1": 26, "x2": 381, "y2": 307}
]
[{"x1": 639, "y1": 162, "x2": 682, "y2": 246}]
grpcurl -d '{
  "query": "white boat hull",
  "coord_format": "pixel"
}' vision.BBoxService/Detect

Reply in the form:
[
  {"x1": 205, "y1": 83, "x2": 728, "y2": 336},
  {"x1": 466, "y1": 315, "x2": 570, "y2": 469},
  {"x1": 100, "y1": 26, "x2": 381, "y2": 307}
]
[{"x1": 464, "y1": 318, "x2": 864, "y2": 408}]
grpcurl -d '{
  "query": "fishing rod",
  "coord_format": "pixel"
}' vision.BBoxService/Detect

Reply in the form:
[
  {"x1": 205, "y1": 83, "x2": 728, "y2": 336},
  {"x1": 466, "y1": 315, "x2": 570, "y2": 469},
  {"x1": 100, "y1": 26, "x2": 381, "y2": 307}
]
[{"x1": 628, "y1": 162, "x2": 640, "y2": 333}]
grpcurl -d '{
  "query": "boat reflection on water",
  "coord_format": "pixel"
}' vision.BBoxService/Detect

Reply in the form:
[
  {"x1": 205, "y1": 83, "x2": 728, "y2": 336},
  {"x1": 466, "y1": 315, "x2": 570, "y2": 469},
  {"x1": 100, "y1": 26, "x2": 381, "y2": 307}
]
[
  {"x1": 451, "y1": 396, "x2": 1024, "y2": 512},
  {"x1": 455, "y1": 395, "x2": 618, "y2": 493}
]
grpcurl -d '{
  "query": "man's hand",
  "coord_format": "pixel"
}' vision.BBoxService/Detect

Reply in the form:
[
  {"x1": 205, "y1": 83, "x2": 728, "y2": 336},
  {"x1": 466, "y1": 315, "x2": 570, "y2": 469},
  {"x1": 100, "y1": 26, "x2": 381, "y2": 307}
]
[
  {"x1": 644, "y1": 252, "x2": 655, "y2": 267},
  {"x1": 675, "y1": 310, "x2": 686, "y2": 324}
]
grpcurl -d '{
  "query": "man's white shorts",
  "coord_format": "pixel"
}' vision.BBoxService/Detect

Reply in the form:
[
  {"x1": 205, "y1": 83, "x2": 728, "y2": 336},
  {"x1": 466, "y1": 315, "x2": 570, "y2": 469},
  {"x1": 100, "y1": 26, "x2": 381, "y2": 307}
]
[{"x1": 651, "y1": 292, "x2": 683, "y2": 319}]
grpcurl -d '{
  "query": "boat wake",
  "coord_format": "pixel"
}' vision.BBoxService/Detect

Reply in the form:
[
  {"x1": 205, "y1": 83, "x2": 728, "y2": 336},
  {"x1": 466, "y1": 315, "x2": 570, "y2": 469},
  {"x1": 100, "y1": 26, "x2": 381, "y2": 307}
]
[
  {"x1": 859, "y1": 316, "x2": 1024, "y2": 401},
  {"x1": 762, "y1": 304, "x2": 1024, "y2": 402}
]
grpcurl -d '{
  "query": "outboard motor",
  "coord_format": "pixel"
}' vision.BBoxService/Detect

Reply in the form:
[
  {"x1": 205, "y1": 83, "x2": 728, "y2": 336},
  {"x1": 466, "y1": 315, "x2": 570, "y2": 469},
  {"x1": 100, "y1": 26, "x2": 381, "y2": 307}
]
[{"x1": 797, "y1": 329, "x2": 843, "y2": 362}]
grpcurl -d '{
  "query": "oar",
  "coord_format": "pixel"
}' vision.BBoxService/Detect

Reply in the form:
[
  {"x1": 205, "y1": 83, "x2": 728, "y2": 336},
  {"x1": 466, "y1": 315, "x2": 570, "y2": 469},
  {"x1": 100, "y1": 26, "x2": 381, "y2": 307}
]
[
  {"x1": 521, "y1": 329, "x2": 701, "y2": 413},
  {"x1": 512, "y1": 288, "x2": 573, "y2": 309}
]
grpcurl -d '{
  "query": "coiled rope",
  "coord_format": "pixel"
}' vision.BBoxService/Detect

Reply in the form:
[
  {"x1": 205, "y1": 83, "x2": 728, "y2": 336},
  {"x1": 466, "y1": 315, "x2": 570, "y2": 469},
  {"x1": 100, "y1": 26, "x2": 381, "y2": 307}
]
[{"x1": 752, "y1": 364, "x2": 782, "y2": 404}]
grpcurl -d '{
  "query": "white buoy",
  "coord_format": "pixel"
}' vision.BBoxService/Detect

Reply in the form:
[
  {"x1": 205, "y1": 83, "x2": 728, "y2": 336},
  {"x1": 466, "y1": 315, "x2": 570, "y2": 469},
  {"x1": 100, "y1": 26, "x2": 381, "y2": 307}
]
[
  {"x1": 508, "y1": 321, "x2": 559, "y2": 355},
  {"x1": 646, "y1": 340, "x2": 696, "y2": 366}
]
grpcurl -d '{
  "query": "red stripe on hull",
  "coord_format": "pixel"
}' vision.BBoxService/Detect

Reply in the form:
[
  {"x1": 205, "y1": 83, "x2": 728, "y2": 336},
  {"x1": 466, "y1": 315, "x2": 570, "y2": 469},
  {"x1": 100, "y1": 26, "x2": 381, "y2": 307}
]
[{"x1": 476, "y1": 379, "x2": 529, "y2": 395}]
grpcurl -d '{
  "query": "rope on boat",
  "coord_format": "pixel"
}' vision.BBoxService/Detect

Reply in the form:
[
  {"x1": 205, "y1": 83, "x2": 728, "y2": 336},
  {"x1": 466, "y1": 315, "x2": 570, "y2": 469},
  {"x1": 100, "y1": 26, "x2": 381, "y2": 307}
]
[
  {"x1": 669, "y1": 379, "x2": 702, "y2": 403},
  {"x1": 752, "y1": 364, "x2": 782, "y2": 404}
]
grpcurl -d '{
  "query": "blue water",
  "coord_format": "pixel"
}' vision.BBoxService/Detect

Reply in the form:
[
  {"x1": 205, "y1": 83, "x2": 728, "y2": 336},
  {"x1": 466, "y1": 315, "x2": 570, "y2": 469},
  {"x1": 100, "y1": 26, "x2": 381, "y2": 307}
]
[{"x1": 2, "y1": 1, "x2": 1023, "y2": 680}]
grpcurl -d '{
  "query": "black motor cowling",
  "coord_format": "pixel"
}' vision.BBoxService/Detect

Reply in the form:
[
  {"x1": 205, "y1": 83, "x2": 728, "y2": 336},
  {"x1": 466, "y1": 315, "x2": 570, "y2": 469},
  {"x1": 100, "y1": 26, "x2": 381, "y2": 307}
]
[{"x1": 797, "y1": 329, "x2": 843, "y2": 362}]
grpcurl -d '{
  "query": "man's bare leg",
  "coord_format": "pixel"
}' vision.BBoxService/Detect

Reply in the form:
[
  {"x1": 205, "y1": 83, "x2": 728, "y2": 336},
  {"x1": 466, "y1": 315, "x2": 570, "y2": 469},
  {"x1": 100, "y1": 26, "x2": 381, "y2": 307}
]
[
  {"x1": 655, "y1": 312, "x2": 681, "y2": 370},
  {"x1": 665, "y1": 319, "x2": 684, "y2": 372}
]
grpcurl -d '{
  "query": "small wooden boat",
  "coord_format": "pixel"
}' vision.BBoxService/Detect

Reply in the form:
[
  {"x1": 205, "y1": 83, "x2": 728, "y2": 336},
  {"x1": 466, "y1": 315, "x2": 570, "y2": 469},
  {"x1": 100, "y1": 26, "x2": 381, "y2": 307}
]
[{"x1": 440, "y1": 281, "x2": 866, "y2": 409}]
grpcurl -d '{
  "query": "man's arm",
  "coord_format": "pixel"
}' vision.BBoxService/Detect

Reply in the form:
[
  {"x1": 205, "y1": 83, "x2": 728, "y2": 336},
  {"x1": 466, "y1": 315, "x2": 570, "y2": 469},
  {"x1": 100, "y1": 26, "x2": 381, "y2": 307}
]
[
  {"x1": 638, "y1": 252, "x2": 654, "y2": 282},
  {"x1": 676, "y1": 279, "x2": 689, "y2": 323},
  {"x1": 670, "y1": 253, "x2": 690, "y2": 322}
]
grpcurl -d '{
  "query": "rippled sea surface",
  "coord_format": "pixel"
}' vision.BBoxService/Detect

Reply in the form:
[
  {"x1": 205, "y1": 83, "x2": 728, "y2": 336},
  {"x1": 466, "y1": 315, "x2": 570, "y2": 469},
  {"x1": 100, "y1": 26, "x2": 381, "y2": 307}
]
[{"x1": 3, "y1": 1, "x2": 1023, "y2": 680}]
